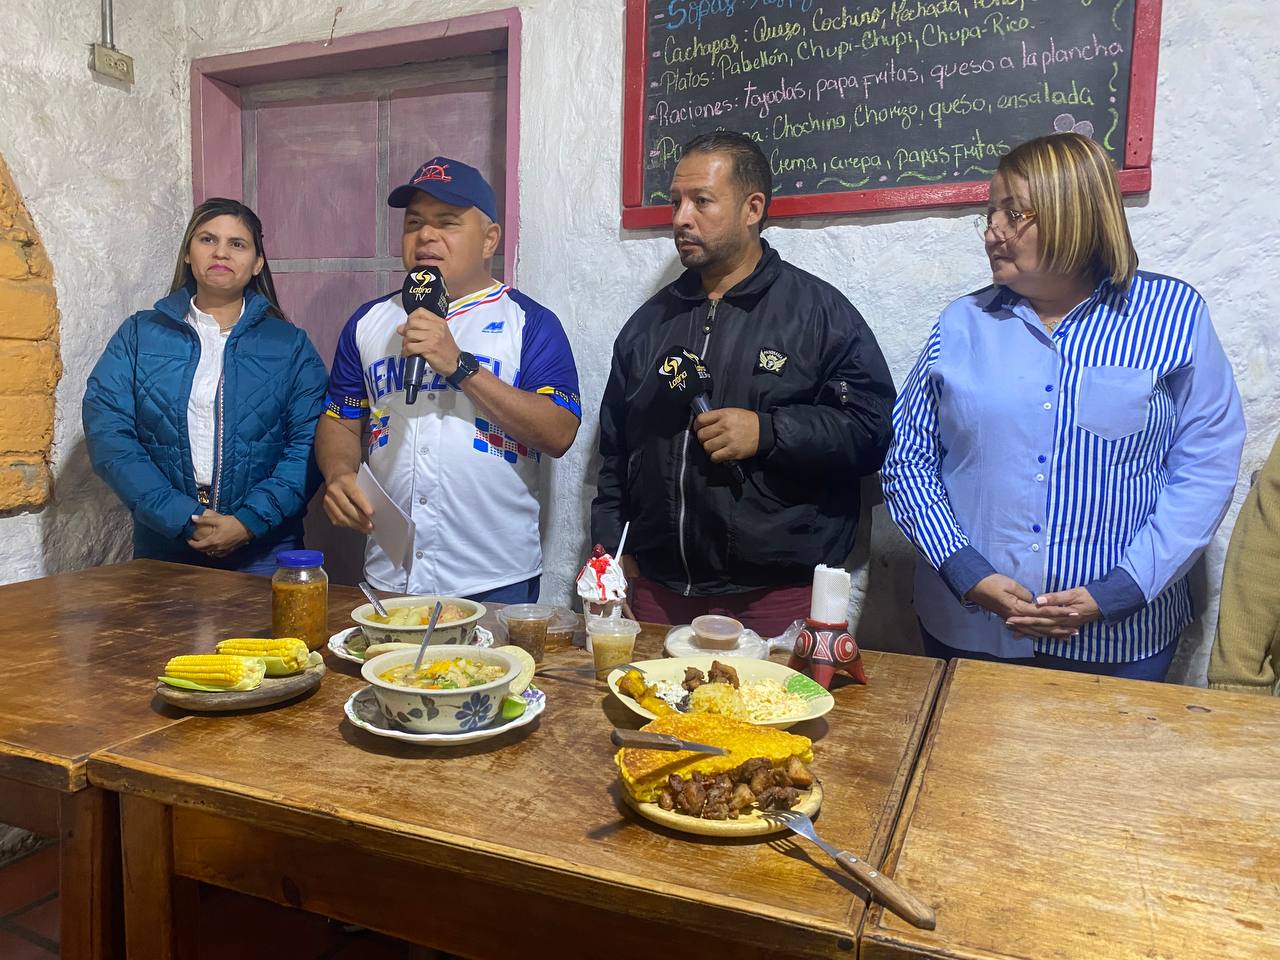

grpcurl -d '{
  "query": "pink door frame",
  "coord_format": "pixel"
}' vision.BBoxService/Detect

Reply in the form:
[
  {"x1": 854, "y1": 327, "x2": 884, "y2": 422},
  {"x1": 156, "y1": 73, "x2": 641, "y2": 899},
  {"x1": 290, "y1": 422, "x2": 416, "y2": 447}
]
[{"x1": 189, "y1": 9, "x2": 522, "y2": 279}]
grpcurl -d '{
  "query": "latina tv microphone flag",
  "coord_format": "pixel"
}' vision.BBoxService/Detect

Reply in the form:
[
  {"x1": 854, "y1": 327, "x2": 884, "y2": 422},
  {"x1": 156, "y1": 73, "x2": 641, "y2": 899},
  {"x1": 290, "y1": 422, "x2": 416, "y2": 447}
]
[{"x1": 401, "y1": 266, "x2": 450, "y2": 405}]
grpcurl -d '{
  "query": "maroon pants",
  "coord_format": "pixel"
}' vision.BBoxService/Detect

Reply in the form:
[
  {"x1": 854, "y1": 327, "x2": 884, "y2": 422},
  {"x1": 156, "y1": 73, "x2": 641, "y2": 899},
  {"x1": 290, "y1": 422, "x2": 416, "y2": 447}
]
[{"x1": 629, "y1": 576, "x2": 810, "y2": 638}]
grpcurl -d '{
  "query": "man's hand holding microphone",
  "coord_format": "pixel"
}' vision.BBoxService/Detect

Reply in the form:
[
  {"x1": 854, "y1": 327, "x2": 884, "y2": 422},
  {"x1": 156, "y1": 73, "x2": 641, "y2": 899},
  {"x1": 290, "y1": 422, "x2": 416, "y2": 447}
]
[
  {"x1": 695, "y1": 408, "x2": 760, "y2": 464},
  {"x1": 322, "y1": 267, "x2": 453, "y2": 534},
  {"x1": 659, "y1": 345, "x2": 755, "y2": 483},
  {"x1": 397, "y1": 265, "x2": 458, "y2": 403}
]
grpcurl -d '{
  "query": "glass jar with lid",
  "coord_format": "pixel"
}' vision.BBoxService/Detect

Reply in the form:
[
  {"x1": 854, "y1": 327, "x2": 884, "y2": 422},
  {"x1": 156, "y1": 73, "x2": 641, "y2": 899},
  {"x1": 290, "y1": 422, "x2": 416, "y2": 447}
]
[{"x1": 271, "y1": 550, "x2": 329, "y2": 651}]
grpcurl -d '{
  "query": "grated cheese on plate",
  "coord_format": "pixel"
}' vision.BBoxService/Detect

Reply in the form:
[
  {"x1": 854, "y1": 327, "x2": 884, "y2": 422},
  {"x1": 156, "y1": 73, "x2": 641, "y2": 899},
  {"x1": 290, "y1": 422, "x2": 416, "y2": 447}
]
[{"x1": 737, "y1": 678, "x2": 809, "y2": 722}]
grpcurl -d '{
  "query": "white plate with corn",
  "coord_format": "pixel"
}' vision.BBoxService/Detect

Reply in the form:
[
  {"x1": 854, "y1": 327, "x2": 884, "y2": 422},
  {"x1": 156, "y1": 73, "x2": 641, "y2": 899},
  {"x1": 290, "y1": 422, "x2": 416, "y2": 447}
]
[{"x1": 156, "y1": 638, "x2": 325, "y2": 712}]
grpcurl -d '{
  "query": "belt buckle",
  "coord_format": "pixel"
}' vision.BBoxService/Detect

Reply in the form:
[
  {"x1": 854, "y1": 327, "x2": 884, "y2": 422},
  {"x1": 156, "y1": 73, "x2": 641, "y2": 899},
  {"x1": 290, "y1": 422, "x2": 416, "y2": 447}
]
[{"x1": 196, "y1": 486, "x2": 211, "y2": 506}]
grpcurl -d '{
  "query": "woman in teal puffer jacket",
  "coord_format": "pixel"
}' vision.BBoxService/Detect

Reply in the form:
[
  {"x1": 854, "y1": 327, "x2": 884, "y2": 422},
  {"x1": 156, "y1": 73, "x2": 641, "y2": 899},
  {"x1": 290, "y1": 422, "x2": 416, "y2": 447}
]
[{"x1": 83, "y1": 198, "x2": 327, "y2": 574}]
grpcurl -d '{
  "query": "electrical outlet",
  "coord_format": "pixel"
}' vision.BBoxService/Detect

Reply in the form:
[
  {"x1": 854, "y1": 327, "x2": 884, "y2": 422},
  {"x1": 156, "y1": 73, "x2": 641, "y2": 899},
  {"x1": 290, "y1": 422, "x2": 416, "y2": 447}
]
[{"x1": 90, "y1": 43, "x2": 134, "y2": 84}]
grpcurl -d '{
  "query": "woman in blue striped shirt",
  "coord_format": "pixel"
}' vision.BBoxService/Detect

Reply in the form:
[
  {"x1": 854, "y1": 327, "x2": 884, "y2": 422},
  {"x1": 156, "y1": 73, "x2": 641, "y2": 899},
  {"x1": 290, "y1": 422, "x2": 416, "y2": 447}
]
[{"x1": 881, "y1": 133, "x2": 1245, "y2": 681}]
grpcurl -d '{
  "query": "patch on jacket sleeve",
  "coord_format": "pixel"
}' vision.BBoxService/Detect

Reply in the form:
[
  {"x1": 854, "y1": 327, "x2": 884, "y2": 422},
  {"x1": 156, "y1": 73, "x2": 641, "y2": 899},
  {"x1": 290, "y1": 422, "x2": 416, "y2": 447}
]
[
  {"x1": 367, "y1": 408, "x2": 391, "y2": 453},
  {"x1": 755, "y1": 349, "x2": 788, "y2": 376}
]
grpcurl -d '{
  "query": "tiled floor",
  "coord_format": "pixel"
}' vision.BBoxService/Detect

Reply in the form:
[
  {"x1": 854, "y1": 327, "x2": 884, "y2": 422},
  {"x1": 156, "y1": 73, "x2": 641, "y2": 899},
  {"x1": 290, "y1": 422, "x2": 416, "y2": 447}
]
[
  {"x1": 0, "y1": 844, "x2": 444, "y2": 959},
  {"x1": 0, "y1": 846, "x2": 58, "y2": 958}
]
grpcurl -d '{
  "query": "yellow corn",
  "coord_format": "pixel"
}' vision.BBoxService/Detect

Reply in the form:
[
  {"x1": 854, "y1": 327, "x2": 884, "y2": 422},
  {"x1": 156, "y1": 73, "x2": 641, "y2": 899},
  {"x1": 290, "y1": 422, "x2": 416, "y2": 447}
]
[
  {"x1": 215, "y1": 637, "x2": 309, "y2": 674},
  {"x1": 162, "y1": 654, "x2": 265, "y2": 691}
]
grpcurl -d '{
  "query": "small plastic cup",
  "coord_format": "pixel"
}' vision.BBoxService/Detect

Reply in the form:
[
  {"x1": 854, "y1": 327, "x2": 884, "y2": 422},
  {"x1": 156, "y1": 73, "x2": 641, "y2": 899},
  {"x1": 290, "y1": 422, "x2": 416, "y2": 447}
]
[
  {"x1": 583, "y1": 601, "x2": 623, "y2": 651},
  {"x1": 497, "y1": 603, "x2": 554, "y2": 662},
  {"x1": 588, "y1": 618, "x2": 642, "y2": 680},
  {"x1": 544, "y1": 607, "x2": 580, "y2": 652},
  {"x1": 691, "y1": 614, "x2": 743, "y2": 650}
]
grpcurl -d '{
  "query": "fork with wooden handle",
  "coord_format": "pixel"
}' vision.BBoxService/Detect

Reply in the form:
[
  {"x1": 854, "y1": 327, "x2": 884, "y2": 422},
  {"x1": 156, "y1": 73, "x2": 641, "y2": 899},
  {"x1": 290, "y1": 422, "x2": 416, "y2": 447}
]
[{"x1": 762, "y1": 810, "x2": 936, "y2": 930}]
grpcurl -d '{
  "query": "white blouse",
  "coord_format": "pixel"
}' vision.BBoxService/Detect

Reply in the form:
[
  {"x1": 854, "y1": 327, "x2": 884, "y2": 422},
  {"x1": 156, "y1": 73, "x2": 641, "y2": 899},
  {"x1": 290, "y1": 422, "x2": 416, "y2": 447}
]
[{"x1": 184, "y1": 298, "x2": 240, "y2": 486}]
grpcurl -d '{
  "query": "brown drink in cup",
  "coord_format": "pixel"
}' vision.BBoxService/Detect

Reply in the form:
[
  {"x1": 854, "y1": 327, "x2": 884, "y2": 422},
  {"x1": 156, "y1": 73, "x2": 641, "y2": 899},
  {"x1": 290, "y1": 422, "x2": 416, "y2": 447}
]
[
  {"x1": 544, "y1": 608, "x2": 580, "y2": 651},
  {"x1": 497, "y1": 603, "x2": 554, "y2": 662}
]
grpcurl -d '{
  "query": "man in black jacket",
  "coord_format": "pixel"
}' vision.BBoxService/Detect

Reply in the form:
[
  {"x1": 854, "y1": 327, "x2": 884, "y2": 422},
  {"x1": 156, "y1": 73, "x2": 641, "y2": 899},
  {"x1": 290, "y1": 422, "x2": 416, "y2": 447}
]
[{"x1": 590, "y1": 131, "x2": 896, "y2": 635}]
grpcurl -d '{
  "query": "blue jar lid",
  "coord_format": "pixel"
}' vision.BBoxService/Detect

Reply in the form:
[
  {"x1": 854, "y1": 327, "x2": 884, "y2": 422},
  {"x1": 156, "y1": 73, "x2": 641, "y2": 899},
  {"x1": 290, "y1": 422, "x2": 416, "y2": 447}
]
[{"x1": 277, "y1": 550, "x2": 324, "y2": 569}]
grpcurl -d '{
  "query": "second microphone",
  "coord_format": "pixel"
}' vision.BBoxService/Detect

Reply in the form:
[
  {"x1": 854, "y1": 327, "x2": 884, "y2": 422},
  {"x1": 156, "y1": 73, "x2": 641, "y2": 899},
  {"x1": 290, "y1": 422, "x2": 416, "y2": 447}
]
[{"x1": 658, "y1": 345, "x2": 748, "y2": 486}]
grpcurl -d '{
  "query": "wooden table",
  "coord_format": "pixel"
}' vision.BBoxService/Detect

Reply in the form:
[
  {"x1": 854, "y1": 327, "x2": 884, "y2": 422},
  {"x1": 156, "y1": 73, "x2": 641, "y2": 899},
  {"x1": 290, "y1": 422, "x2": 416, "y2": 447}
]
[
  {"x1": 0, "y1": 559, "x2": 294, "y2": 959},
  {"x1": 862, "y1": 659, "x2": 1280, "y2": 960},
  {"x1": 89, "y1": 601, "x2": 944, "y2": 959}
]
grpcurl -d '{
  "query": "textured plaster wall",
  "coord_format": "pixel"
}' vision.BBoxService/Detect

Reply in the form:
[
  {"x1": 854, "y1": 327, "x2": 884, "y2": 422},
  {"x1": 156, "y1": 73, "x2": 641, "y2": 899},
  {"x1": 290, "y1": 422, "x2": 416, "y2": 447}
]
[
  {"x1": 0, "y1": 1, "x2": 1273, "y2": 686},
  {"x1": 0, "y1": 0, "x2": 188, "y2": 581}
]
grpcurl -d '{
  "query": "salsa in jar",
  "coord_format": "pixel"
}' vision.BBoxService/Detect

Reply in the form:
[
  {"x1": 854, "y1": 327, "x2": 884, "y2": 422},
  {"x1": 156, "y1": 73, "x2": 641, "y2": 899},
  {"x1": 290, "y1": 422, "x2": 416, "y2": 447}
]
[{"x1": 271, "y1": 550, "x2": 328, "y2": 650}]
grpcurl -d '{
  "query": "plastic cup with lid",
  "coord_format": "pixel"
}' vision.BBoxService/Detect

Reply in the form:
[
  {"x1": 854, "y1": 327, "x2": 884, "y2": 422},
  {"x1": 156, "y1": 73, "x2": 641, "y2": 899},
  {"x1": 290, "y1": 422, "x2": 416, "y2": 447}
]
[
  {"x1": 690, "y1": 614, "x2": 743, "y2": 650},
  {"x1": 496, "y1": 603, "x2": 555, "y2": 662},
  {"x1": 587, "y1": 617, "x2": 642, "y2": 680}
]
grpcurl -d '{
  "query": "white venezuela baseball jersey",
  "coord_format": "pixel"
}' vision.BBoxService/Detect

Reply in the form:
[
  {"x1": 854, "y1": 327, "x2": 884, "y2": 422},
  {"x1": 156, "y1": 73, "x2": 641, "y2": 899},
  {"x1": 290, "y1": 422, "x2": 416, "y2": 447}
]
[{"x1": 325, "y1": 282, "x2": 580, "y2": 595}]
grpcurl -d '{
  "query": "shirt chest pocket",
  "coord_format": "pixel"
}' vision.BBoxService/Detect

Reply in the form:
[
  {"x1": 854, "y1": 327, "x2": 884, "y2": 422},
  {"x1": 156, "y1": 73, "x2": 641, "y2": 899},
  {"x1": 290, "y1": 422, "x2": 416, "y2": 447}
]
[{"x1": 1076, "y1": 365, "x2": 1154, "y2": 441}]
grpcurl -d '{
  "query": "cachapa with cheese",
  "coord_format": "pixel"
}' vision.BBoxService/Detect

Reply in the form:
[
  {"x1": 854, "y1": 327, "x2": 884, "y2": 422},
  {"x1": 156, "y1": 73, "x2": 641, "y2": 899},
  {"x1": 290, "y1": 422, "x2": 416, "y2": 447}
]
[{"x1": 615, "y1": 713, "x2": 812, "y2": 803}]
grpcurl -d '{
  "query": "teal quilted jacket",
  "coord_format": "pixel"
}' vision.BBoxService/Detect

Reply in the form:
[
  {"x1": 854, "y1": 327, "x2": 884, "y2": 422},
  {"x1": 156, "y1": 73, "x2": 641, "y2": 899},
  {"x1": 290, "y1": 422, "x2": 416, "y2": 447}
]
[{"x1": 83, "y1": 285, "x2": 327, "y2": 561}]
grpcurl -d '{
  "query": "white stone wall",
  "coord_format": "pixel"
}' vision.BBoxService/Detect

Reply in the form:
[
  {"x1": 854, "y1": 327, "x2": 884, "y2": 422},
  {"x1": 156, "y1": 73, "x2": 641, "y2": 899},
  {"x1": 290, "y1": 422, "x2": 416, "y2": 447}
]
[
  {"x1": 1, "y1": 0, "x2": 1276, "y2": 686},
  {"x1": 0, "y1": 0, "x2": 189, "y2": 578}
]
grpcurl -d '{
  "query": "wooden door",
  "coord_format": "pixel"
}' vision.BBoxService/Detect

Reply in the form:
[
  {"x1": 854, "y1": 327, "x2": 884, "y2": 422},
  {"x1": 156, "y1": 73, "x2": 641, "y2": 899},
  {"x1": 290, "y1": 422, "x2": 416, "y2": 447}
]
[{"x1": 239, "y1": 56, "x2": 508, "y2": 585}]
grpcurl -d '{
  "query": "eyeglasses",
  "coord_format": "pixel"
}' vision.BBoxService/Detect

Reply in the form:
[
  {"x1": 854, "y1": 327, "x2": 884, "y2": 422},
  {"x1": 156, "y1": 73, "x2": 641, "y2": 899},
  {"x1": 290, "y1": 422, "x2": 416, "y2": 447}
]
[{"x1": 975, "y1": 208, "x2": 1037, "y2": 240}]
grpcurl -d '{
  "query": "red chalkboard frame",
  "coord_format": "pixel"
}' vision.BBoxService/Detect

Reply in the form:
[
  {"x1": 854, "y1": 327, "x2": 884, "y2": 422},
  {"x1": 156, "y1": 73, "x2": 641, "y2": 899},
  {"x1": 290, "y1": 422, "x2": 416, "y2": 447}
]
[{"x1": 622, "y1": 0, "x2": 1162, "y2": 228}]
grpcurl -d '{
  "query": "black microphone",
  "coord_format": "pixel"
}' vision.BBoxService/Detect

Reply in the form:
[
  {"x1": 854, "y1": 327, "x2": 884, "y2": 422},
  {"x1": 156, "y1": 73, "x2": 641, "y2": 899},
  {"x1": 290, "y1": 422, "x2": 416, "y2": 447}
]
[
  {"x1": 400, "y1": 266, "x2": 450, "y2": 404},
  {"x1": 657, "y1": 345, "x2": 747, "y2": 485}
]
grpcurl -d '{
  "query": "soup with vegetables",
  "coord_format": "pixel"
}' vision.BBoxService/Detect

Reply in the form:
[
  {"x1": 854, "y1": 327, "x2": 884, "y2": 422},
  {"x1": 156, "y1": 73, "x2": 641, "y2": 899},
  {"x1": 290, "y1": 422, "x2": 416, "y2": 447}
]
[
  {"x1": 379, "y1": 657, "x2": 506, "y2": 690},
  {"x1": 368, "y1": 602, "x2": 472, "y2": 626}
]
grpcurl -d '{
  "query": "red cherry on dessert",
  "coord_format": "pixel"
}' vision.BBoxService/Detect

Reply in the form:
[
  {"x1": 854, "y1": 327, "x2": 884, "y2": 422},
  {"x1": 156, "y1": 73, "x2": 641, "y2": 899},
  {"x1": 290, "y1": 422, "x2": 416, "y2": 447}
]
[{"x1": 591, "y1": 544, "x2": 605, "y2": 559}]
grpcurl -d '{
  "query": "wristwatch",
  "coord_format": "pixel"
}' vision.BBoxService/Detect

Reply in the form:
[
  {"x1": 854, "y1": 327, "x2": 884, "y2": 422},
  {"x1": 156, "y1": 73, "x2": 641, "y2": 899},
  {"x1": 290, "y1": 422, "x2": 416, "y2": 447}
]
[{"x1": 446, "y1": 351, "x2": 480, "y2": 388}]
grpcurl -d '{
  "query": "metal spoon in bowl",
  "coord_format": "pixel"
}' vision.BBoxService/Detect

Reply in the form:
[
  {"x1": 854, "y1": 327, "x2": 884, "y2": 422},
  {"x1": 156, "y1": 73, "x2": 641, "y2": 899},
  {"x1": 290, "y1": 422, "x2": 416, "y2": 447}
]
[
  {"x1": 412, "y1": 601, "x2": 445, "y2": 674},
  {"x1": 358, "y1": 580, "x2": 390, "y2": 619}
]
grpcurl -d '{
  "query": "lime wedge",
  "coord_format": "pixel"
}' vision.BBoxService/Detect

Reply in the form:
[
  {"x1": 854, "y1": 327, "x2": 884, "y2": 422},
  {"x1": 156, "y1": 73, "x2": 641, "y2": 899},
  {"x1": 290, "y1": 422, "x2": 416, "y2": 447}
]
[
  {"x1": 500, "y1": 694, "x2": 527, "y2": 720},
  {"x1": 500, "y1": 645, "x2": 536, "y2": 695}
]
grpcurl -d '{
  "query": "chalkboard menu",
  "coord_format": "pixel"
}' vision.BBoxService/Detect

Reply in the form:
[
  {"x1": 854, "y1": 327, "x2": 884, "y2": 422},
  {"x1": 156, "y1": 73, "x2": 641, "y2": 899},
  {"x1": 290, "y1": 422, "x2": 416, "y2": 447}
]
[{"x1": 622, "y1": 0, "x2": 1161, "y2": 226}]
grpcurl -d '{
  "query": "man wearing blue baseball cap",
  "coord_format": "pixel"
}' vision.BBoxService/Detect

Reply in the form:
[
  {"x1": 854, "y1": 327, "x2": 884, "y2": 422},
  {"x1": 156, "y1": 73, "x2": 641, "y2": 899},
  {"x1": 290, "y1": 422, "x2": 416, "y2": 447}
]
[{"x1": 316, "y1": 157, "x2": 582, "y2": 602}]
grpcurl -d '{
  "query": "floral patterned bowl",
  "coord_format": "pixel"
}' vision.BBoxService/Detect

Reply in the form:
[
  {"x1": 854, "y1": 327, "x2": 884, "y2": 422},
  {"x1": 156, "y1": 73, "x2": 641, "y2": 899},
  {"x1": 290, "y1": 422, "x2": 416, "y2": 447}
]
[
  {"x1": 360, "y1": 645, "x2": 519, "y2": 734},
  {"x1": 350, "y1": 596, "x2": 486, "y2": 648}
]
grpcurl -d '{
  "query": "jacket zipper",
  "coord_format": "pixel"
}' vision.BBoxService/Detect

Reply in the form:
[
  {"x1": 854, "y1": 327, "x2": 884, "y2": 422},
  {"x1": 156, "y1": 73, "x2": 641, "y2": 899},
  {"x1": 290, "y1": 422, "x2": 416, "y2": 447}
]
[
  {"x1": 210, "y1": 372, "x2": 225, "y2": 511},
  {"x1": 676, "y1": 298, "x2": 718, "y2": 596}
]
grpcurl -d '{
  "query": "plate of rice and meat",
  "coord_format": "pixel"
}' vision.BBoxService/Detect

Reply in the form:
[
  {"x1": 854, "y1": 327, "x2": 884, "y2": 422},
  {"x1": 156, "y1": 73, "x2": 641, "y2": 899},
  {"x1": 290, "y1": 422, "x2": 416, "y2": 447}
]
[{"x1": 607, "y1": 656, "x2": 834, "y2": 730}]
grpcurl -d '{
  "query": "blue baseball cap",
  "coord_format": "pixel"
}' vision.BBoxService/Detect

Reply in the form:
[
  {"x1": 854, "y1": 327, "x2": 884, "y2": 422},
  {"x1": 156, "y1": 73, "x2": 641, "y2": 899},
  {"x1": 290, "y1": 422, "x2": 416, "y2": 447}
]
[{"x1": 387, "y1": 157, "x2": 499, "y2": 223}]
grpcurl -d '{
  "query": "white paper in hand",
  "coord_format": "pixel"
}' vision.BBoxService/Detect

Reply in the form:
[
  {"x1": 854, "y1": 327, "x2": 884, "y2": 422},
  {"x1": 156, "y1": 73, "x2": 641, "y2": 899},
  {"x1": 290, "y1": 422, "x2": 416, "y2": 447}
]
[{"x1": 356, "y1": 463, "x2": 414, "y2": 569}]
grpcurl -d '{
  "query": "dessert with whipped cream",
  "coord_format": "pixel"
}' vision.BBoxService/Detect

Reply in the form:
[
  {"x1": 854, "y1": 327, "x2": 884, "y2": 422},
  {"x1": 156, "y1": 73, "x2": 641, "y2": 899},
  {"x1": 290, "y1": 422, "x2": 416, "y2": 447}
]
[{"x1": 577, "y1": 544, "x2": 627, "y2": 618}]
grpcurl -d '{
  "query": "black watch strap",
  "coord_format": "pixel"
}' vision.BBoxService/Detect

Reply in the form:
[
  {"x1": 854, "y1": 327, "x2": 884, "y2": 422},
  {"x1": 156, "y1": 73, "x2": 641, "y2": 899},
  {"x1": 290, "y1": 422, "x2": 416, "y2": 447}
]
[{"x1": 446, "y1": 351, "x2": 479, "y2": 388}]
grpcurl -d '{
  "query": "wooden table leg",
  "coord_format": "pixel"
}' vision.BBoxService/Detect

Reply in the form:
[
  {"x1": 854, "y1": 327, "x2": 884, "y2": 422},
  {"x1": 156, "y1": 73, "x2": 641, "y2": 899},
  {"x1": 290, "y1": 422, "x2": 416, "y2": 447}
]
[
  {"x1": 58, "y1": 787, "x2": 123, "y2": 960},
  {"x1": 119, "y1": 794, "x2": 196, "y2": 960}
]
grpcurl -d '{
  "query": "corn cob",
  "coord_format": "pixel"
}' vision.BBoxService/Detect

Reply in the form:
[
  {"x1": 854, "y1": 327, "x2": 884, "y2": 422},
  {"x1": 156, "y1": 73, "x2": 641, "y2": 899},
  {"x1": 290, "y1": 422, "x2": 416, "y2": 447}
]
[
  {"x1": 215, "y1": 637, "x2": 309, "y2": 675},
  {"x1": 162, "y1": 654, "x2": 265, "y2": 691}
]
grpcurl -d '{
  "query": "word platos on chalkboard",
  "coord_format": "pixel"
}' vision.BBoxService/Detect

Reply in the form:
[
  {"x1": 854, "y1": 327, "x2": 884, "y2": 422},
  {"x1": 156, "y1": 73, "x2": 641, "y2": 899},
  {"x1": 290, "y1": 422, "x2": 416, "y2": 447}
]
[{"x1": 622, "y1": 0, "x2": 1161, "y2": 227}]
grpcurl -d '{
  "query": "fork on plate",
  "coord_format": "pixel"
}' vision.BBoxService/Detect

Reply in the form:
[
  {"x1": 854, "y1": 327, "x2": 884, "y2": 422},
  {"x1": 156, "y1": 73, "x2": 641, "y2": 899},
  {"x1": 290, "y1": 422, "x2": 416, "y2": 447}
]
[{"x1": 761, "y1": 809, "x2": 936, "y2": 930}]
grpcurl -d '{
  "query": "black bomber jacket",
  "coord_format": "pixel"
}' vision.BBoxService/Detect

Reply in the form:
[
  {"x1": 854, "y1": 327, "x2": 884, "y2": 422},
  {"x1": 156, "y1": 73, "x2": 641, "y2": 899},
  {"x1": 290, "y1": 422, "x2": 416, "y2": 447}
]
[{"x1": 590, "y1": 240, "x2": 896, "y2": 595}]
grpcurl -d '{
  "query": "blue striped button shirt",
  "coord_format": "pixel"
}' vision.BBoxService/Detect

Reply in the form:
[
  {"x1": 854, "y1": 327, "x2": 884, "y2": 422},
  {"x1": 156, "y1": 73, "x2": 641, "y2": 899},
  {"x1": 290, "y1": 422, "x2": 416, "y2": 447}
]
[{"x1": 881, "y1": 272, "x2": 1245, "y2": 662}]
